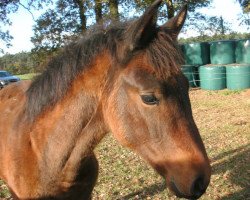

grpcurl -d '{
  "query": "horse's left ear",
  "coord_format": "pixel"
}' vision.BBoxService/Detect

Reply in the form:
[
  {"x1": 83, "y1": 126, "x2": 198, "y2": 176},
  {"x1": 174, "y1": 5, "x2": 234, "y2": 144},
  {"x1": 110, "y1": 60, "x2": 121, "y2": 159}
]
[
  {"x1": 161, "y1": 4, "x2": 188, "y2": 40},
  {"x1": 126, "y1": 0, "x2": 162, "y2": 50}
]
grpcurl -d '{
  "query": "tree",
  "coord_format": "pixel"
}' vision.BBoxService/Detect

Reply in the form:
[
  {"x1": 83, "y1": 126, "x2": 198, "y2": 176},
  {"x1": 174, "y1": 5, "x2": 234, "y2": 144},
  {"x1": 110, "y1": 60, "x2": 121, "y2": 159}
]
[
  {"x1": 132, "y1": 0, "x2": 210, "y2": 19},
  {"x1": 0, "y1": 0, "x2": 52, "y2": 53},
  {"x1": 32, "y1": 0, "x2": 212, "y2": 53},
  {"x1": 237, "y1": 0, "x2": 250, "y2": 28},
  {"x1": 186, "y1": 14, "x2": 233, "y2": 37},
  {"x1": 31, "y1": 0, "x2": 122, "y2": 52},
  {"x1": 179, "y1": 32, "x2": 250, "y2": 43},
  {"x1": 0, "y1": 51, "x2": 36, "y2": 74},
  {"x1": 131, "y1": 0, "x2": 211, "y2": 38},
  {"x1": 30, "y1": 0, "x2": 109, "y2": 70},
  {"x1": 0, "y1": 0, "x2": 18, "y2": 53},
  {"x1": 239, "y1": 13, "x2": 250, "y2": 28},
  {"x1": 108, "y1": 0, "x2": 119, "y2": 20},
  {"x1": 32, "y1": 0, "x2": 88, "y2": 51},
  {"x1": 94, "y1": 0, "x2": 103, "y2": 23},
  {"x1": 29, "y1": 0, "x2": 212, "y2": 74},
  {"x1": 237, "y1": 0, "x2": 250, "y2": 13}
]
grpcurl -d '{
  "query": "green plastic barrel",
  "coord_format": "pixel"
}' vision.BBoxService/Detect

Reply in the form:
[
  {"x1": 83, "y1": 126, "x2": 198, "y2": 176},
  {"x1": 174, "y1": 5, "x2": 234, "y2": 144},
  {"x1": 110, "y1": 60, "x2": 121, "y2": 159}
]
[
  {"x1": 193, "y1": 65, "x2": 200, "y2": 87},
  {"x1": 199, "y1": 65, "x2": 226, "y2": 90},
  {"x1": 181, "y1": 42, "x2": 210, "y2": 65},
  {"x1": 226, "y1": 64, "x2": 250, "y2": 90},
  {"x1": 210, "y1": 40, "x2": 235, "y2": 64},
  {"x1": 235, "y1": 39, "x2": 250, "y2": 64},
  {"x1": 181, "y1": 65, "x2": 197, "y2": 87}
]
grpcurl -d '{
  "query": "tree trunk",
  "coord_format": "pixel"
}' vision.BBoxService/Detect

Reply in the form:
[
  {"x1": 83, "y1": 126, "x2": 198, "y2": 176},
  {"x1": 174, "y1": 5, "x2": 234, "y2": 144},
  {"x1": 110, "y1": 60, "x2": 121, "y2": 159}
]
[
  {"x1": 94, "y1": 0, "x2": 103, "y2": 23},
  {"x1": 109, "y1": 0, "x2": 119, "y2": 20},
  {"x1": 74, "y1": 0, "x2": 87, "y2": 33},
  {"x1": 220, "y1": 16, "x2": 225, "y2": 35},
  {"x1": 165, "y1": 0, "x2": 174, "y2": 19}
]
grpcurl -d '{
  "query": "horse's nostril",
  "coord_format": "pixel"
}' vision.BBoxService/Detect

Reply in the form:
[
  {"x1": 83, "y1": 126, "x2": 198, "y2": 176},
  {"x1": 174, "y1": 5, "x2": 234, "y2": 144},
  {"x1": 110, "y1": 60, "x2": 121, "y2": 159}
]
[{"x1": 190, "y1": 176, "x2": 206, "y2": 199}]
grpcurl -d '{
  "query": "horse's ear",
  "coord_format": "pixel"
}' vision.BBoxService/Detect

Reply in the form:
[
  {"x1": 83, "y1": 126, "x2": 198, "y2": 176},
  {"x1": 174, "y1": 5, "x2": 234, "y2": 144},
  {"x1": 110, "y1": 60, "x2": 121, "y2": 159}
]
[
  {"x1": 161, "y1": 4, "x2": 187, "y2": 40},
  {"x1": 126, "y1": 0, "x2": 162, "y2": 50}
]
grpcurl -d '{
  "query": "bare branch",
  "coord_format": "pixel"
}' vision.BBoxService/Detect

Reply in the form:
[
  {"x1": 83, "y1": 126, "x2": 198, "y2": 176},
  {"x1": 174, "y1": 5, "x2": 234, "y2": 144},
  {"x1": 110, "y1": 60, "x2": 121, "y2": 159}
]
[{"x1": 18, "y1": 1, "x2": 35, "y2": 20}]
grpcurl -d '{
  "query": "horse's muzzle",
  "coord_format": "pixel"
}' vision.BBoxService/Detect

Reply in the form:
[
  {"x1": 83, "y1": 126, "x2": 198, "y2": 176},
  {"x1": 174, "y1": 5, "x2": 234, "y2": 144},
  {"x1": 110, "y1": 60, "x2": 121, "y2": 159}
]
[{"x1": 169, "y1": 174, "x2": 209, "y2": 199}]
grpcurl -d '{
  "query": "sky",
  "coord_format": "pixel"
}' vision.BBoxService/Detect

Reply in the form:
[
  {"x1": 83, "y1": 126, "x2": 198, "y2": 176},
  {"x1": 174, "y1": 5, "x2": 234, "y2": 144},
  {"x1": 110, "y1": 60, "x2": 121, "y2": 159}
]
[{"x1": 0, "y1": 0, "x2": 248, "y2": 55}]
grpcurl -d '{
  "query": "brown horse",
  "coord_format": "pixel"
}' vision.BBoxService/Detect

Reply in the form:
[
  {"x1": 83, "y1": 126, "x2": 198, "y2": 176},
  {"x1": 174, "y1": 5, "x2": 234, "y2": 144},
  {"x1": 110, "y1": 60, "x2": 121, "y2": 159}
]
[{"x1": 0, "y1": 1, "x2": 211, "y2": 199}]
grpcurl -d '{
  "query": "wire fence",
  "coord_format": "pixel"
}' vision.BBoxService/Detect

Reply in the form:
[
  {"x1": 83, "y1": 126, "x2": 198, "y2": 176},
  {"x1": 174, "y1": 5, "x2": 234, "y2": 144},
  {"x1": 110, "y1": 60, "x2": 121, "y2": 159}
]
[
  {"x1": 182, "y1": 72, "x2": 250, "y2": 75},
  {"x1": 181, "y1": 71, "x2": 250, "y2": 89}
]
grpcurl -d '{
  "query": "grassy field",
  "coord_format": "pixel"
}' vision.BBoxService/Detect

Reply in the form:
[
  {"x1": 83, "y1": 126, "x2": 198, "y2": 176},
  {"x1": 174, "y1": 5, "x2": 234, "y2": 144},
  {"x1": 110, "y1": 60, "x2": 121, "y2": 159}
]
[
  {"x1": 0, "y1": 89, "x2": 249, "y2": 199},
  {"x1": 15, "y1": 73, "x2": 38, "y2": 80}
]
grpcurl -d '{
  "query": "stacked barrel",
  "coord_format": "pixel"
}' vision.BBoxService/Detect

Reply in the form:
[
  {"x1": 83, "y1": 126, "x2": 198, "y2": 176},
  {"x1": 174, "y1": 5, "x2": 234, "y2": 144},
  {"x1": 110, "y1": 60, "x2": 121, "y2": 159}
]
[{"x1": 180, "y1": 39, "x2": 250, "y2": 90}]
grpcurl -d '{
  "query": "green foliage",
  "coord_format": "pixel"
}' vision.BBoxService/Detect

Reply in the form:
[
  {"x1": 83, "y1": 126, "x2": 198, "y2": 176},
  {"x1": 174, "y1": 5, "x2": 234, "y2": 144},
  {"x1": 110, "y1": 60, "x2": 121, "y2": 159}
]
[
  {"x1": 133, "y1": 0, "x2": 210, "y2": 18},
  {"x1": 179, "y1": 32, "x2": 250, "y2": 43},
  {"x1": 0, "y1": 0, "x2": 53, "y2": 53},
  {"x1": 132, "y1": 0, "x2": 211, "y2": 32},
  {"x1": 0, "y1": 46, "x2": 61, "y2": 74},
  {"x1": 237, "y1": 0, "x2": 250, "y2": 28},
  {"x1": 31, "y1": 48, "x2": 61, "y2": 72},
  {"x1": 0, "y1": 52, "x2": 36, "y2": 75},
  {"x1": 31, "y1": 0, "x2": 211, "y2": 53},
  {"x1": 0, "y1": 0, "x2": 17, "y2": 53},
  {"x1": 31, "y1": 0, "x2": 117, "y2": 52},
  {"x1": 31, "y1": 0, "x2": 94, "y2": 51},
  {"x1": 0, "y1": 179, "x2": 11, "y2": 198},
  {"x1": 238, "y1": 0, "x2": 250, "y2": 13},
  {"x1": 220, "y1": 89, "x2": 244, "y2": 96},
  {"x1": 1, "y1": 0, "x2": 249, "y2": 70}
]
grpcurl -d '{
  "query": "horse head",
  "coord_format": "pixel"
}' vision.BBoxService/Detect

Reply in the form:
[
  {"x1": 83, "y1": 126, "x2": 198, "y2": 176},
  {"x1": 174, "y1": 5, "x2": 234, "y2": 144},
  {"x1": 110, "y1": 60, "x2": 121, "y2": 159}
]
[{"x1": 103, "y1": 1, "x2": 211, "y2": 199}]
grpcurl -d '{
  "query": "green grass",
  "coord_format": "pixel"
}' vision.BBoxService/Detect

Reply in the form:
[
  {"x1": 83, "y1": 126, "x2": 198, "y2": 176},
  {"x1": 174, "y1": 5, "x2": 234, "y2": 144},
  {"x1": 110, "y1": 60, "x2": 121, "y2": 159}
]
[
  {"x1": 220, "y1": 89, "x2": 244, "y2": 96},
  {"x1": 16, "y1": 73, "x2": 38, "y2": 80},
  {"x1": 0, "y1": 180, "x2": 11, "y2": 199},
  {"x1": 206, "y1": 89, "x2": 244, "y2": 96},
  {"x1": 0, "y1": 89, "x2": 249, "y2": 199}
]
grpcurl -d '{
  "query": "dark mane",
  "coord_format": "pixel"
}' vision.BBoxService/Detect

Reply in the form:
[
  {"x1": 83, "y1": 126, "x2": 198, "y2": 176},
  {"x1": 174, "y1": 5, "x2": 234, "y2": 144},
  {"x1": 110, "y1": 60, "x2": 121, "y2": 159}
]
[
  {"x1": 147, "y1": 31, "x2": 183, "y2": 79},
  {"x1": 26, "y1": 21, "x2": 183, "y2": 120}
]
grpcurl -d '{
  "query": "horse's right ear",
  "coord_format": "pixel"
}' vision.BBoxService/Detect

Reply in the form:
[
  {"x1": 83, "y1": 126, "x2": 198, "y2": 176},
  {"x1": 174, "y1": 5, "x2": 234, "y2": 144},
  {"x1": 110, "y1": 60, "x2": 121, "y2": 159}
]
[
  {"x1": 160, "y1": 5, "x2": 188, "y2": 40},
  {"x1": 125, "y1": 0, "x2": 162, "y2": 51}
]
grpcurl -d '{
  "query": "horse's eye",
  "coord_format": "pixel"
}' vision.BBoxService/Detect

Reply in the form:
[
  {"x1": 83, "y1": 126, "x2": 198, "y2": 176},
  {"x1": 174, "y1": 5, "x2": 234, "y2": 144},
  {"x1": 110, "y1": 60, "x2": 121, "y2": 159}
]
[{"x1": 140, "y1": 95, "x2": 159, "y2": 105}]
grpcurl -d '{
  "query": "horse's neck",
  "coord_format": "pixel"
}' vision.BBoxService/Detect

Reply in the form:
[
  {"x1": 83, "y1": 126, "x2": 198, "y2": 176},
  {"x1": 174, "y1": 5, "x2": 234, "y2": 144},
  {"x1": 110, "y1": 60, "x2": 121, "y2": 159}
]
[{"x1": 29, "y1": 53, "x2": 111, "y2": 184}]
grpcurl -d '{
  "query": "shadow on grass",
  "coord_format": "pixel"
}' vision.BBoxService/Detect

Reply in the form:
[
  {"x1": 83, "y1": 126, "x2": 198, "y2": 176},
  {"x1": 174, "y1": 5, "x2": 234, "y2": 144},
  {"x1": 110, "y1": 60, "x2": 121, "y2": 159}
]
[
  {"x1": 212, "y1": 143, "x2": 250, "y2": 200},
  {"x1": 119, "y1": 181, "x2": 166, "y2": 200},
  {"x1": 119, "y1": 144, "x2": 250, "y2": 199}
]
